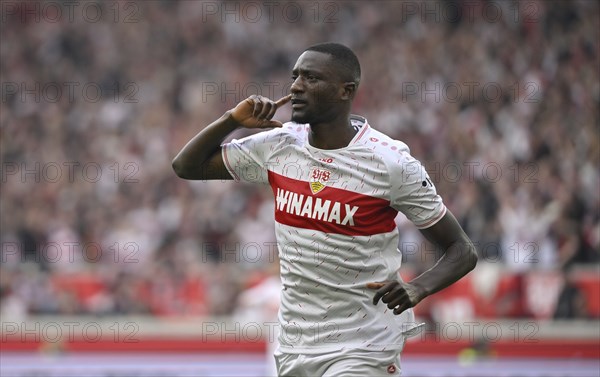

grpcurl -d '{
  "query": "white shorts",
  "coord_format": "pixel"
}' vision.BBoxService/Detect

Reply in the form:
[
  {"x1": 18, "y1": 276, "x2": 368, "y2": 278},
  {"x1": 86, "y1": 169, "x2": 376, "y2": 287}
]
[{"x1": 274, "y1": 348, "x2": 402, "y2": 377}]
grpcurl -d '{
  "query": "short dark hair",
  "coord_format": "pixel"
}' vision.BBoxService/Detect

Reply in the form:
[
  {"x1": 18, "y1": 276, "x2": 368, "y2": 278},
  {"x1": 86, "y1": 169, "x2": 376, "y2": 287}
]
[{"x1": 305, "y1": 42, "x2": 361, "y2": 86}]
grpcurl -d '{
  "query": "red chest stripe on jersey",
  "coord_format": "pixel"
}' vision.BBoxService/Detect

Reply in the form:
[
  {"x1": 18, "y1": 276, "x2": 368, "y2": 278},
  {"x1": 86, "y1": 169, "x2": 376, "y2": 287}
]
[{"x1": 268, "y1": 171, "x2": 397, "y2": 236}]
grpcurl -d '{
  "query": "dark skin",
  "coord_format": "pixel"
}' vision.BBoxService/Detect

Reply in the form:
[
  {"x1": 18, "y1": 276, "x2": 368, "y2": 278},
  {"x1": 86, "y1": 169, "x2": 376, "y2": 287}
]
[
  {"x1": 172, "y1": 50, "x2": 477, "y2": 315},
  {"x1": 288, "y1": 51, "x2": 358, "y2": 149},
  {"x1": 367, "y1": 211, "x2": 476, "y2": 315}
]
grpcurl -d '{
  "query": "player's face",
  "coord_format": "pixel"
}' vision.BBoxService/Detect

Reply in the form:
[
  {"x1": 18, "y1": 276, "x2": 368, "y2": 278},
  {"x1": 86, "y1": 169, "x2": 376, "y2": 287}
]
[{"x1": 290, "y1": 51, "x2": 345, "y2": 125}]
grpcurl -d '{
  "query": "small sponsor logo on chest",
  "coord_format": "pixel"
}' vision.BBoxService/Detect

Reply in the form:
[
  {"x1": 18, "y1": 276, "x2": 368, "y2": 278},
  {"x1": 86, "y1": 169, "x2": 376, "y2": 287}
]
[{"x1": 309, "y1": 166, "x2": 331, "y2": 194}]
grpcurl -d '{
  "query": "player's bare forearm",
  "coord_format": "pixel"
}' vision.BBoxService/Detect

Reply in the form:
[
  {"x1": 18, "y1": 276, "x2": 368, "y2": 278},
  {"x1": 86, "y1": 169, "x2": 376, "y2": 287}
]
[
  {"x1": 368, "y1": 211, "x2": 477, "y2": 315},
  {"x1": 172, "y1": 112, "x2": 239, "y2": 180},
  {"x1": 410, "y1": 211, "x2": 477, "y2": 297},
  {"x1": 172, "y1": 94, "x2": 291, "y2": 180}
]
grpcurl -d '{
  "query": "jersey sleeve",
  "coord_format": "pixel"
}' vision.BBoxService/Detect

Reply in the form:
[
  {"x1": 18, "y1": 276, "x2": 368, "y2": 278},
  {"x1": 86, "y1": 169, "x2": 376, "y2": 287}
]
[
  {"x1": 389, "y1": 151, "x2": 447, "y2": 229},
  {"x1": 221, "y1": 129, "x2": 281, "y2": 185}
]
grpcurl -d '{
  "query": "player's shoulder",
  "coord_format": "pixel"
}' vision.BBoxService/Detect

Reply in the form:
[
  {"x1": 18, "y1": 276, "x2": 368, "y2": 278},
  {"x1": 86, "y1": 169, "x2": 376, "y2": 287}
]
[
  {"x1": 278, "y1": 121, "x2": 309, "y2": 140},
  {"x1": 238, "y1": 121, "x2": 305, "y2": 145},
  {"x1": 354, "y1": 116, "x2": 412, "y2": 164}
]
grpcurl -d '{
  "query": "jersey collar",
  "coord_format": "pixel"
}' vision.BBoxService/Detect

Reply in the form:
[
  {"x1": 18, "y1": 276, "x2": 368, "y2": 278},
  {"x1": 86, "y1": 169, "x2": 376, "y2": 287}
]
[{"x1": 303, "y1": 115, "x2": 370, "y2": 151}]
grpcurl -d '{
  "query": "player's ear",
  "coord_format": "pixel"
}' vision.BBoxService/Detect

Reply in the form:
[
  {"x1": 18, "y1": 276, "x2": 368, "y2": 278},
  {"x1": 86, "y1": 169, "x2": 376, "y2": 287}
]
[{"x1": 341, "y1": 82, "x2": 357, "y2": 101}]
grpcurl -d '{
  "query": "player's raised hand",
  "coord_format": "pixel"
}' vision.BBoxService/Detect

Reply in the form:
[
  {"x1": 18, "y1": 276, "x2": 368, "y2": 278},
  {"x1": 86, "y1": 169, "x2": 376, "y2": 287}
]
[
  {"x1": 366, "y1": 281, "x2": 427, "y2": 315},
  {"x1": 229, "y1": 94, "x2": 292, "y2": 129}
]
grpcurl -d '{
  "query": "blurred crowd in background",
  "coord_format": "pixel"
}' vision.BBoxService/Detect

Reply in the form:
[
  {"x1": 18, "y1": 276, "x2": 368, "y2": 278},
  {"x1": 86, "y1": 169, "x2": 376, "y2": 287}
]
[{"x1": 1, "y1": 1, "x2": 598, "y2": 321}]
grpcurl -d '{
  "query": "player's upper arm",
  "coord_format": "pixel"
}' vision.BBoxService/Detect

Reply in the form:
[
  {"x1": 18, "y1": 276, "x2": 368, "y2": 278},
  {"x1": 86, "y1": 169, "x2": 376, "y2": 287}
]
[
  {"x1": 388, "y1": 151, "x2": 445, "y2": 228},
  {"x1": 219, "y1": 130, "x2": 281, "y2": 185},
  {"x1": 173, "y1": 147, "x2": 234, "y2": 180},
  {"x1": 419, "y1": 210, "x2": 470, "y2": 251}
]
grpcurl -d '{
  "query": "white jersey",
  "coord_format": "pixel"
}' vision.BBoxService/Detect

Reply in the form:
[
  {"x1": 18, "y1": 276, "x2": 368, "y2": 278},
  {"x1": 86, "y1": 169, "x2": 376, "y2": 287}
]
[{"x1": 222, "y1": 115, "x2": 446, "y2": 353}]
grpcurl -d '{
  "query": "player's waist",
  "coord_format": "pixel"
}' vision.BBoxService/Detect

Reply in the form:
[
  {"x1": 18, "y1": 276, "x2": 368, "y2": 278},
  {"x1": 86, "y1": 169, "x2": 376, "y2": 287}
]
[{"x1": 276, "y1": 310, "x2": 421, "y2": 354}]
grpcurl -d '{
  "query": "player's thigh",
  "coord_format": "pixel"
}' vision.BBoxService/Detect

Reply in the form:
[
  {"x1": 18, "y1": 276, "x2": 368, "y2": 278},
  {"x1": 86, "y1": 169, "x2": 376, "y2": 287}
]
[{"x1": 322, "y1": 350, "x2": 402, "y2": 377}]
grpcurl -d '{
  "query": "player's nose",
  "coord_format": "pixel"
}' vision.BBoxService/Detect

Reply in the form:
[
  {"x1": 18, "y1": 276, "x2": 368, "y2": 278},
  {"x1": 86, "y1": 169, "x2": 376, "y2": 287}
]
[{"x1": 290, "y1": 76, "x2": 304, "y2": 94}]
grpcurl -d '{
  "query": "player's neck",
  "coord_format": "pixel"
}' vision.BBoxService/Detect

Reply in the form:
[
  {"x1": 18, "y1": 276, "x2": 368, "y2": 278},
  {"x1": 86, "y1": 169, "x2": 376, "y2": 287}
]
[
  {"x1": 308, "y1": 122, "x2": 356, "y2": 150},
  {"x1": 308, "y1": 117, "x2": 356, "y2": 150}
]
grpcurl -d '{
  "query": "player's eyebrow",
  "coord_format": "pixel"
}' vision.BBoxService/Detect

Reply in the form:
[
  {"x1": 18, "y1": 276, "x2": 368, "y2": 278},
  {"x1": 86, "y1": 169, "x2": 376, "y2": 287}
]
[{"x1": 292, "y1": 67, "x2": 323, "y2": 76}]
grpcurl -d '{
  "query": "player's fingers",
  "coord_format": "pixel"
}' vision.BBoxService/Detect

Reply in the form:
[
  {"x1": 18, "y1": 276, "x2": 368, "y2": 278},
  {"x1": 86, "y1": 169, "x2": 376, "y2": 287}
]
[
  {"x1": 257, "y1": 100, "x2": 274, "y2": 120},
  {"x1": 275, "y1": 94, "x2": 292, "y2": 107},
  {"x1": 386, "y1": 293, "x2": 407, "y2": 309},
  {"x1": 393, "y1": 302, "x2": 411, "y2": 315},
  {"x1": 252, "y1": 96, "x2": 264, "y2": 118},
  {"x1": 260, "y1": 120, "x2": 283, "y2": 129},
  {"x1": 366, "y1": 282, "x2": 386, "y2": 289},
  {"x1": 383, "y1": 292, "x2": 407, "y2": 306},
  {"x1": 256, "y1": 94, "x2": 292, "y2": 120},
  {"x1": 264, "y1": 101, "x2": 280, "y2": 120},
  {"x1": 372, "y1": 282, "x2": 396, "y2": 305}
]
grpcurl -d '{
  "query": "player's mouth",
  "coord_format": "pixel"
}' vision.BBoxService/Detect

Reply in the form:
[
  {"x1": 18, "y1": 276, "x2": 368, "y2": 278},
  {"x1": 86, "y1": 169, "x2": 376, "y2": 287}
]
[{"x1": 291, "y1": 98, "x2": 308, "y2": 109}]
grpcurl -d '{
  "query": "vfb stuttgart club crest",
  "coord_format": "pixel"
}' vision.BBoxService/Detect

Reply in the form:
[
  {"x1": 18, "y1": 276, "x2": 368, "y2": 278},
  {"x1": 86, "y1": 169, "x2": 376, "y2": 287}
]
[{"x1": 309, "y1": 166, "x2": 331, "y2": 194}]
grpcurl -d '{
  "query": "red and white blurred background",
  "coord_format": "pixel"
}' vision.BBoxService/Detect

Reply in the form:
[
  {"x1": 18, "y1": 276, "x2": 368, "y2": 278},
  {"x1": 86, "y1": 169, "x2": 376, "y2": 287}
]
[{"x1": 1, "y1": 1, "x2": 598, "y2": 376}]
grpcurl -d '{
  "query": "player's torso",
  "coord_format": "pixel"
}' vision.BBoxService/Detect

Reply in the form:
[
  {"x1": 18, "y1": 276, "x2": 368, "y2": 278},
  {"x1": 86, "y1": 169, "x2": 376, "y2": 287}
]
[
  {"x1": 264, "y1": 124, "x2": 410, "y2": 349},
  {"x1": 266, "y1": 124, "x2": 398, "y2": 238},
  {"x1": 222, "y1": 118, "x2": 426, "y2": 351}
]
